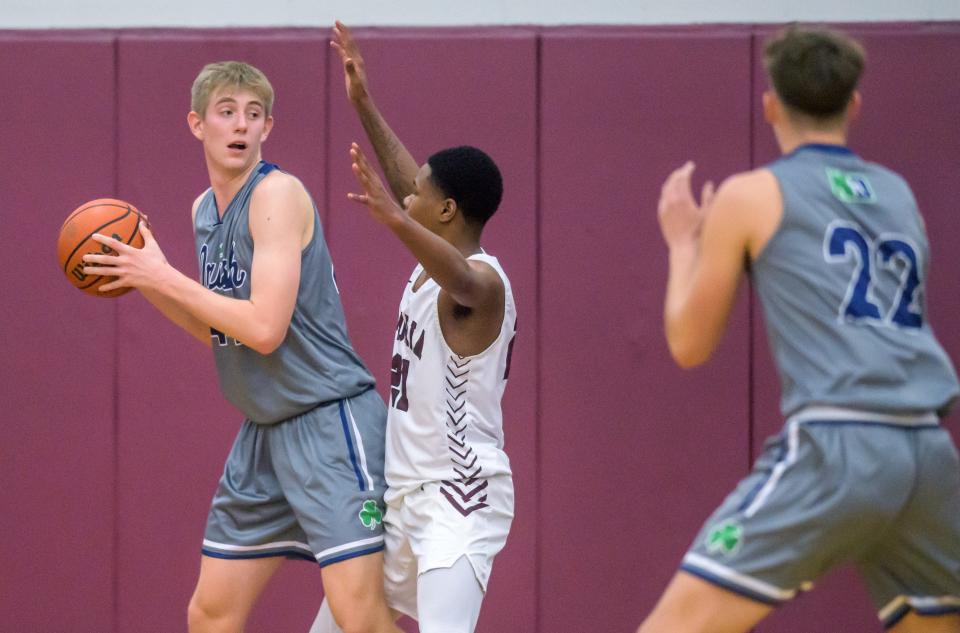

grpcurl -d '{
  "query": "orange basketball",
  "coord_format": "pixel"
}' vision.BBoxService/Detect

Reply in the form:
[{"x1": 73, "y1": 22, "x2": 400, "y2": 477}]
[{"x1": 57, "y1": 198, "x2": 147, "y2": 297}]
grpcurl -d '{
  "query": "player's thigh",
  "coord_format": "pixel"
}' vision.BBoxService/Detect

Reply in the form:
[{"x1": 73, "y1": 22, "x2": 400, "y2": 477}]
[
  {"x1": 190, "y1": 554, "x2": 284, "y2": 616},
  {"x1": 890, "y1": 612, "x2": 960, "y2": 633},
  {"x1": 416, "y1": 555, "x2": 484, "y2": 633},
  {"x1": 637, "y1": 571, "x2": 772, "y2": 633},
  {"x1": 321, "y1": 551, "x2": 393, "y2": 627}
]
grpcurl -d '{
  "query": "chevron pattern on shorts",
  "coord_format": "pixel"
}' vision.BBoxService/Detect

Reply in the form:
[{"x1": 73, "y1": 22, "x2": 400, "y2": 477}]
[{"x1": 439, "y1": 354, "x2": 489, "y2": 517}]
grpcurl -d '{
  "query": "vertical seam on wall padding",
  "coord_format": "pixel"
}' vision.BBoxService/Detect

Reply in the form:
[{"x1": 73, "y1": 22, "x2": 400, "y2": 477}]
[
  {"x1": 111, "y1": 32, "x2": 120, "y2": 633},
  {"x1": 323, "y1": 35, "x2": 333, "y2": 242},
  {"x1": 747, "y1": 30, "x2": 757, "y2": 474},
  {"x1": 533, "y1": 28, "x2": 543, "y2": 633}
]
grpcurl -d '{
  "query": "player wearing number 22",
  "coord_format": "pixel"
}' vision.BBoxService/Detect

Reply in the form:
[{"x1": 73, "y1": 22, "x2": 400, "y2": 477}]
[{"x1": 640, "y1": 26, "x2": 960, "y2": 633}]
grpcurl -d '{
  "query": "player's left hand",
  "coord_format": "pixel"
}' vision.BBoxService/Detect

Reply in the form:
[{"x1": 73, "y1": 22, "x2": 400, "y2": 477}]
[
  {"x1": 81, "y1": 223, "x2": 170, "y2": 293},
  {"x1": 658, "y1": 161, "x2": 715, "y2": 248},
  {"x1": 331, "y1": 21, "x2": 372, "y2": 105},
  {"x1": 347, "y1": 142, "x2": 406, "y2": 226}
]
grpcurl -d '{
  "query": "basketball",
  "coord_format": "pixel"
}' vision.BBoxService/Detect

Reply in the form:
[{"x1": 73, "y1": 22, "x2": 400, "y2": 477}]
[{"x1": 57, "y1": 198, "x2": 147, "y2": 297}]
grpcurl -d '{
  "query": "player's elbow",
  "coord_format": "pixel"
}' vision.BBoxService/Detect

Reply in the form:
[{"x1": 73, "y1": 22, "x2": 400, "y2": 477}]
[
  {"x1": 247, "y1": 324, "x2": 288, "y2": 355},
  {"x1": 665, "y1": 330, "x2": 713, "y2": 369}
]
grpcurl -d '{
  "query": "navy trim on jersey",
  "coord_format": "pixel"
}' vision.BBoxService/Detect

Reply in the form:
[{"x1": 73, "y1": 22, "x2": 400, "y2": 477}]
[
  {"x1": 679, "y1": 565, "x2": 783, "y2": 606},
  {"x1": 792, "y1": 143, "x2": 856, "y2": 157},
  {"x1": 318, "y1": 543, "x2": 385, "y2": 567},
  {"x1": 258, "y1": 161, "x2": 279, "y2": 177},
  {"x1": 338, "y1": 400, "x2": 366, "y2": 491},
  {"x1": 201, "y1": 547, "x2": 317, "y2": 563}
]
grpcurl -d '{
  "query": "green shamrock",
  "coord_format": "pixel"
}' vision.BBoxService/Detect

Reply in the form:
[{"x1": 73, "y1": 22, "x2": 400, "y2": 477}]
[
  {"x1": 358, "y1": 500, "x2": 383, "y2": 530},
  {"x1": 706, "y1": 520, "x2": 743, "y2": 556}
]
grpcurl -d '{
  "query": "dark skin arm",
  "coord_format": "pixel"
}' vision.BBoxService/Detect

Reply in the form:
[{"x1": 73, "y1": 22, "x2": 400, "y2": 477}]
[
  {"x1": 347, "y1": 144, "x2": 505, "y2": 356},
  {"x1": 331, "y1": 21, "x2": 419, "y2": 203}
]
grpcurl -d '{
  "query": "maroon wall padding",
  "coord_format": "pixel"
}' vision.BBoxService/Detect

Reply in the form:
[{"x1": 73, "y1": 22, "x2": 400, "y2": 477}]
[
  {"x1": 325, "y1": 28, "x2": 540, "y2": 633},
  {"x1": 538, "y1": 29, "x2": 754, "y2": 632},
  {"x1": 748, "y1": 25, "x2": 960, "y2": 633},
  {"x1": 0, "y1": 33, "x2": 118, "y2": 633},
  {"x1": 113, "y1": 32, "x2": 329, "y2": 632},
  {"x1": 2, "y1": 22, "x2": 959, "y2": 633}
]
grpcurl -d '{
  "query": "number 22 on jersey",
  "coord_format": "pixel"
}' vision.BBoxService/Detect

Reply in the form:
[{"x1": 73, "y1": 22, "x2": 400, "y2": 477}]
[{"x1": 823, "y1": 220, "x2": 923, "y2": 329}]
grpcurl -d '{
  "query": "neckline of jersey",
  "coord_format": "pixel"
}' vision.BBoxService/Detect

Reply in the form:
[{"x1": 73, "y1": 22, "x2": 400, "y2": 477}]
[
  {"x1": 213, "y1": 160, "x2": 274, "y2": 223},
  {"x1": 791, "y1": 143, "x2": 856, "y2": 157}
]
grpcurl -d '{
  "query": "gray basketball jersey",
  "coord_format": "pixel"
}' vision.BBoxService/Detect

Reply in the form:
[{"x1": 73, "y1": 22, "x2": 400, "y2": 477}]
[
  {"x1": 193, "y1": 161, "x2": 375, "y2": 424},
  {"x1": 755, "y1": 144, "x2": 958, "y2": 416}
]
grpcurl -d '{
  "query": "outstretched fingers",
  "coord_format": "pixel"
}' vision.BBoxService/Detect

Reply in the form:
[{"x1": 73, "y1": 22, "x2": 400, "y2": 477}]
[
  {"x1": 701, "y1": 180, "x2": 716, "y2": 210},
  {"x1": 659, "y1": 162, "x2": 692, "y2": 216},
  {"x1": 330, "y1": 22, "x2": 360, "y2": 72},
  {"x1": 88, "y1": 232, "x2": 132, "y2": 254},
  {"x1": 347, "y1": 145, "x2": 375, "y2": 203}
]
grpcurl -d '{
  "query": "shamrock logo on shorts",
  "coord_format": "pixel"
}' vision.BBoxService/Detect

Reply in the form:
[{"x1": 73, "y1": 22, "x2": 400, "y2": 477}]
[
  {"x1": 705, "y1": 519, "x2": 743, "y2": 556},
  {"x1": 358, "y1": 500, "x2": 383, "y2": 530}
]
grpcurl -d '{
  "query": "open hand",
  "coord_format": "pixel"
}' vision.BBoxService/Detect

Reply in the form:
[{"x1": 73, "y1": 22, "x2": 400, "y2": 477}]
[
  {"x1": 331, "y1": 21, "x2": 371, "y2": 105},
  {"x1": 347, "y1": 143, "x2": 405, "y2": 226},
  {"x1": 658, "y1": 161, "x2": 715, "y2": 248},
  {"x1": 82, "y1": 223, "x2": 169, "y2": 293}
]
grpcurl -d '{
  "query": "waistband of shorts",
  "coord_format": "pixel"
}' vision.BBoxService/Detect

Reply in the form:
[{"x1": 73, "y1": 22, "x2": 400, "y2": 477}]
[
  {"x1": 786, "y1": 406, "x2": 940, "y2": 427},
  {"x1": 249, "y1": 386, "x2": 375, "y2": 426}
]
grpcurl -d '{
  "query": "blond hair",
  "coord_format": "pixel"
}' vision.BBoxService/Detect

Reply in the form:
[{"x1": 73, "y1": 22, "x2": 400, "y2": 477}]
[{"x1": 191, "y1": 61, "x2": 274, "y2": 118}]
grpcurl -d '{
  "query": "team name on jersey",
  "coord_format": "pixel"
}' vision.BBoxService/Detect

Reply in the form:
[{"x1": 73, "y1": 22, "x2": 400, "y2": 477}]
[
  {"x1": 200, "y1": 242, "x2": 248, "y2": 291},
  {"x1": 396, "y1": 312, "x2": 425, "y2": 359}
]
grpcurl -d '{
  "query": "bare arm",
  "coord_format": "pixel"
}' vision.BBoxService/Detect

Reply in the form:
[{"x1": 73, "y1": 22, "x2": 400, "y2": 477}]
[
  {"x1": 130, "y1": 196, "x2": 212, "y2": 346},
  {"x1": 348, "y1": 144, "x2": 503, "y2": 309},
  {"x1": 332, "y1": 21, "x2": 420, "y2": 203},
  {"x1": 83, "y1": 173, "x2": 310, "y2": 354},
  {"x1": 658, "y1": 163, "x2": 760, "y2": 368}
]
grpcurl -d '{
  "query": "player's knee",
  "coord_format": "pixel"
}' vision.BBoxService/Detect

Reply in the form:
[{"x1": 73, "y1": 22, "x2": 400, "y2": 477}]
[
  {"x1": 333, "y1": 611, "x2": 379, "y2": 633},
  {"x1": 187, "y1": 592, "x2": 238, "y2": 632},
  {"x1": 328, "y1": 599, "x2": 388, "y2": 633}
]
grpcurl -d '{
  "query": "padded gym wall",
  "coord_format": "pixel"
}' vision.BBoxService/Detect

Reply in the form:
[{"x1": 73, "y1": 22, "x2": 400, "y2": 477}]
[{"x1": 1, "y1": 23, "x2": 957, "y2": 633}]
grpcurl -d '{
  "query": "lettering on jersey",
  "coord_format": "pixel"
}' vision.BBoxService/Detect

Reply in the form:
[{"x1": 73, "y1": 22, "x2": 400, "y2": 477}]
[
  {"x1": 395, "y1": 312, "x2": 425, "y2": 359},
  {"x1": 826, "y1": 168, "x2": 877, "y2": 204},
  {"x1": 199, "y1": 242, "x2": 248, "y2": 291},
  {"x1": 210, "y1": 327, "x2": 244, "y2": 347}
]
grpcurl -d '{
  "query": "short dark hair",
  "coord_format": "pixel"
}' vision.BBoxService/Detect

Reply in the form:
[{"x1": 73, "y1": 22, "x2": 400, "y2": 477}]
[
  {"x1": 426, "y1": 146, "x2": 503, "y2": 227},
  {"x1": 763, "y1": 25, "x2": 865, "y2": 118}
]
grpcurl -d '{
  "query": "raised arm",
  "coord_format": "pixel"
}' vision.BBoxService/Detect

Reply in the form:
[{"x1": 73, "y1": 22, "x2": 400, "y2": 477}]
[
  {"x1": 347, "y1": 144, "x2": 503, "y2": 310},
  {"x1": 83, "y1": 173, "x2": 310, "y2": 355},
  {"x1": 658, "y1": 163, "x2": 756, "y2": 368},
  {"x1": 331, "y1": 21, "x2": 420, "y2": 203}
]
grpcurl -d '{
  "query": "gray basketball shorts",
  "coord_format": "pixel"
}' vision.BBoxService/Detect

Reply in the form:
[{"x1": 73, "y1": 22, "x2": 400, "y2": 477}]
[
  {"x1": 202, "y1": 388, "x2": 388, "y2": 567},
  {"x1": 681, "y1": 406, "x2": 960, "y2": 628}
]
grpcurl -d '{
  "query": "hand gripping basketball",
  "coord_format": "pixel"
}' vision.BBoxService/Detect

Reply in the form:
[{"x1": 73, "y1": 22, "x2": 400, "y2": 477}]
[
  {"x1": 57, "y1": 198, "x2": 148, "y2": 297},
  {"x1": 81, "y1": 219, "x2": 167, "y2": 295}
]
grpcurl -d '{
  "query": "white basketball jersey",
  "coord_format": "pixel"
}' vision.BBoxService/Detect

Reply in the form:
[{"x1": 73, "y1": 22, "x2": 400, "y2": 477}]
[{"x1": 384, "y1": 253, "x2": 517, "y2": 509}]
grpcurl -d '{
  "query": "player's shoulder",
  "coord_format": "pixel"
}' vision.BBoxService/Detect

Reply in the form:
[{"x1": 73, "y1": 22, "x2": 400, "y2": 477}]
[
  {"x1": 712, "y1": 168, "x2": 780, "y2": 218},
  {"x1": 251, "y1": 169, "x2": 313, "y2": 213},
  {"x1": 255, "y1": 168, "x2": 308, "y2": 198}
]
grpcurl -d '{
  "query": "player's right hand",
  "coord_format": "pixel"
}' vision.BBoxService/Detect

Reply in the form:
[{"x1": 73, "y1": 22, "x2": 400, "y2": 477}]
[
  {"x1": 658, "y1": 161, "x2": 715, "y2": 248},
  {"x1": 347, "y1": 143, "x2": 405, "y2": 227},
  {"x1": 331, "y1": 21, "x2": 371, "y2": 105}
]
